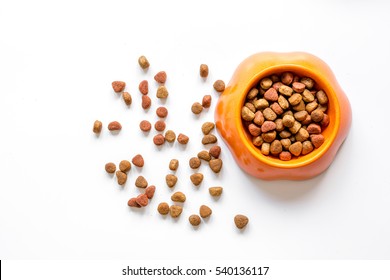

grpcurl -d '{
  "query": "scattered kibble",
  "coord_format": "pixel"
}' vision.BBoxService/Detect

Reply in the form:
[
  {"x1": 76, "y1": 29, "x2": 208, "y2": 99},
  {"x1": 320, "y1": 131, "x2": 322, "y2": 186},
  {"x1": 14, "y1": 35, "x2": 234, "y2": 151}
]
[
  {"x1": 171, "y1": 191, "x2": 186, "y2": 203},
  {"x1": 197, "y1": 150, "x2": 211, "y2": 161},
  {"x1": 209, "y1": 145, "x2": 221, "y2": 158},
  {"x1": 209, "y1": 186, "x2": 223, "y2": 196},
  {"x1": 190, "y1": 173, "x2": 203, "y2": 186},
  {"x1": 169, "y1": 159, "x2": 179, "y2": 171},
  {"x1": 112, "y1": 81, "x2": 126, "y2": 93},
  {"x1": 122, "y1": 92, "x2": 132, "y2": 105},
  {"x1": 191, "y1": 102, "x2": 203, "y2": 114},
  {"x1": 234, "y1": 214, "x2": 249, "y2": 229},
  {"x1": 93, "y1": 120, "x2": 102, "y2": 134},
  {"x1": 138, "y1": 55, "x2": 150, "y2": 70},
  {"x1": 135, "y1": 176, "x2": 148, "y2": 188},
  {"x1": 164, "y1": 130, "x2": 176, "y2": 143},
  {"x1": 202, "y1": 134, "x2": 217, "y2": 145},
  {"x1": 189, "y1": 214, "x2": 201, "y2": 226},
  {"x1": 108, "y1": 121, "x2": 122, "y2": 131},
  {"x1": 139, "y1": 120, "x2": 152, "y2": 132},
  {"x1": 145, "y1": 185, "x2": 156, "y2": 199},
  {"x1": 169, "y1": 205, "x2": 183, "y2": 218},
  {"x1": 132, "y1": 154, "x2": 144, "y2": 167},
  {"x1": 166, "y1": 174, "x2": 178, "y2": 188},
  {"x1": 199, "y1": 205, "x2": 212, "y2": 218},
  {"x1": 202, "y1": 95, "x2": 212, "y2": 108},
  {"x1": 209, "y1": 159, "x2": 222, "y2": 173},
  {"x1": 128, "y1": 198, "x2": 141, "y2": 208},
  {"x1": 199, "y1": 64, "x2": 209, "y2": 78},
  {"x1": 136, "y1": 194, "x2": 149, "y2": 207},
  {"x1": 116, "y1": 171, "x2": 127, "y2": 185},
  {"x1": 201, "y1": 122, "x2": 215, "y2": 135},
  {"x1": 154, "y1": 71, "x2": 167, "y2": 83},
  {"x1": 105, "y1": 162, "x2": 116, "y2": 174},
  {"x1": 119, "y1": 160, "x2": 131, "y2": 172},
  {"x1": 139, "y1": 80, "x2": 148, "y2": 95},
  {"x1": 213, "y1": 80, "x2": 225, "y2": 92},
  {"x1": 156, "y1": 106, "x2": 168, "y2": 118},
  {"x1": 189, "y1": 157, "x2": 201, "y2": 169},
  {"x1": 157, "y1": 202, "x2": 170, "y2": 215},
  {"x1": 177, "y1": 133, "x2": 189, "y2": 144},
  {"x1": 154, "y1": 120, "x2": 166, "y2": 132},
  {"x1": 156, "y1": 85, "x2": 169, "y2": 98},
  {"x1": 142, "y1": 95, "x2": 151, "y2": 109},
  {"x1": 153, "y1": 134, "x2": 165, "y2": 145}
]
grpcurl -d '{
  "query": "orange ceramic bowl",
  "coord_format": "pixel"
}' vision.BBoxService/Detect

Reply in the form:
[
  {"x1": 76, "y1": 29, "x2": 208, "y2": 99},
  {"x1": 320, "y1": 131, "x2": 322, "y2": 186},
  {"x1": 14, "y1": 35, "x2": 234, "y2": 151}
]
[{"x1": 215, "y1": 52, "x2": 352, "y2": 180}]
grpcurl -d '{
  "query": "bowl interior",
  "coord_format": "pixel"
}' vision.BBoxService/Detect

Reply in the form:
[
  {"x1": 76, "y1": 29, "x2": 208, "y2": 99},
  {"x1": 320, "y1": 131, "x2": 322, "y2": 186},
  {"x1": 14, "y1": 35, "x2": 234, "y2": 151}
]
[{"x1": 238, "y1": 65, "x2": 340, "y2": 169}]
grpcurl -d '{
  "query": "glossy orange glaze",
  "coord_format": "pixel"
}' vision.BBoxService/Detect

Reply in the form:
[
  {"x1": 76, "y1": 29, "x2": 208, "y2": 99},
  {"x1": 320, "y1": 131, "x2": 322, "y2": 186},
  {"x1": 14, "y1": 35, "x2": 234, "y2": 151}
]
[{"x1": 215, "y1": 52, "x2": 352, "y2": 180}]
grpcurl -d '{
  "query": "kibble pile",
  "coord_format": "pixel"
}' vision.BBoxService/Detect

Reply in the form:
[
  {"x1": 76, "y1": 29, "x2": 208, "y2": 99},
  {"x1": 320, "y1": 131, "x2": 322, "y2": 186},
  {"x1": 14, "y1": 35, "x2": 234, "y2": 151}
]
[
  {"x1": 93, "y1": 56, "x2": 248, "y2": 230},
  {"x1": 241, "y1": 72, "x2": 330, "y2": 160}
]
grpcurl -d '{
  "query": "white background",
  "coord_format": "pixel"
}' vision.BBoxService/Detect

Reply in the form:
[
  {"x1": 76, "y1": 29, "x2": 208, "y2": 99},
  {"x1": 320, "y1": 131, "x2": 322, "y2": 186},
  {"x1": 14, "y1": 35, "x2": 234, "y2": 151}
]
[{"x1": 1, "y1": 0, "x2": 390, "y2": 260}]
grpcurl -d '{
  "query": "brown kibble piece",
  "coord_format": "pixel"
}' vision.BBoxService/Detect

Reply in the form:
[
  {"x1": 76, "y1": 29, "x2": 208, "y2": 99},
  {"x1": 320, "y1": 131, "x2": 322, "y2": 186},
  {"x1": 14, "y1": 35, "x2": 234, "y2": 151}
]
[
  {"x1": 156, "y1": 85, "x2": 169, "y2": 98},
  {"x1": 293, "y1": 100, "x2": 306, "y2": 112},
  {"x1": 260, "y1": 77, "x2": 273, "y2": 90},
  {"x1": 209, "y1": 186, "x2": 223, "y2": 196},
  {"x1": 105, "y1": 162, "x2": 116, "y2": 174},
  {"x1": 156, "y1": 107, "x2": 168, "y2": 118},
  {"x1": 199, "y1": 205, "x2": 212, "y2": 218},
  {"x1": 261, "y1": 121, "x2": 276, "y2": 133},
  {"x1": 202, "y1": 134, "x2": 217, "y2": 145},
  {"x1": 153, "y1": 134, "x2": 165, "y2": 145},
  {"x1": 138, "y1": 55, "x2": 150, "y2": 69},
  {"x1": 321, "y1": 114, "x2": 330, "y2": 128},
  {"x1": 310, "y1": 134, "x2": 325, "y2": 148},
  {"x1": 307, "y1": 123, "x2": 322, "y2": 134},
  {"x1": 275, "y1": 118, "x2": 284, "y2": 132},
  {"x1": 281, "y1": 72, "x2": 293, "y2": 85},
  {"x1": 138, "y1": 80, "x2": 148, "y2": 95},
  {"x1": 253, "y1": 99, "x2": 269, "y2": 110},
  {"x1": 166, "y1": 174, "x2": 178, "y2": 188},
  {"x1": 191, "y1": 102, "x2": 203, "y2": 114},
  {"x1": 234, "y1": 214, "x2": 249, "y2": 229},
  {"x1": 132, "y1": 154, "x2": 144, "y2": 167},
  {"x1": 253, "y1": 111, "x2": 265, "y2": 126},
  {"x1": 279, "y1": 151, "x2": 292, "y2": 161},
  {"x1": 209, "y1": 145, "x2": 221, "y2": 158},
  {"x1": 128, "y1": 198, "x2": 141, "y2": 208},
  {"x1": 311, "y1": 109, "x2": 324, "y2": 123},
  {"x1": 263, "y1": 108, "x2": 277, "y2": 121},
  {"x1": 261, "y1": 142, "x2": 270, "y2": 155},
  {"x1": 154, "y1": 120, "x2": 166, "y2": 132},
  {"x1": 189, "y1": 157, "x2": 201, "y2": 169},
  {"x1": 154, "y1": 71, "x2": 167, "y2": 83},
  {"x1": 201, "y1": 122, "x2": 215, "y2": 135},
  {"x1": 112, "y1": 81, "x2": 126, "y2": 93},
  {"x1": 139, "y1": 120, "x2": 152, "y2": 132},
  {"x1": 157, "y1": 202, "x2": 169, "y2": 215},
  {"x1": 136, "y1": 194, "x2": 149, "y2": 207},
  {"x1": 302, "y1": 140, "x2": 314, "y2": 155},
  {"x1": 294, "y1": 110, "x2": 308, "y2": 122},
  {"x1": 197, "y1": 150, "x2": 211, "y2": 161},
  {"x1": 253, "y1": 136, "x2": 264, "y2": 146},
  {"x1": 270, "y1": 140, "x2": 283, "y2": 155},
  {"x1": 295, "y1": 128, "x2": 310, "y2": 142},
  {"x1": 119, "y1": 160, "x2": 131, "y2": 173},
  {"x1": 171, "y1": 191, "x2": 186, "y2": 203},
  {"x1": 261, "y1": 130, "x2": 277, "y2": 143},
  {"x1": 289, "y1": 121, "x2": 302, "y2": 134},
  {"x1": 248, "y1": 123, "x2": 261, "y2": 136},
  {"x1": 164, "y1": 130, "x2": 176, "y2": 143},
  {"x1": 209, "y1": 158, "x2": 222, "y2": 173},
  {"x1": 270, "y1": 102, "x2": 284, "y2": 115},
  {"x1": 289, "y1": 141, "x2": 303, "y2": 157},
  {"x1": 108, "y1": 121, "x2": 122, "y2": 131},
  {"x1": 316, "y1": 90, "x2": 328, "y2": 105},
  {"x1": 302, "y1": 89, "x2": 315, "y2": 102},
  {"x1": 135, "y1": 175, "x2": 148, "y2": 188},
  {"x1": 142, "y1": 95, "x2": 151, "y2": 109},
  {"x1": 278, "y1": 95, "x2": 290, "y2": 110},
  {"x1": 288, "y1": 93, "x2": 302, "y2": 106},
  {"x1": 278, "y1": 85, "x2": 293, "y2": 96},
  {"x1": 169, "y1": 159, "x2": 179, "y2": 171},
  {"x1": 300, "y1": 77, "x2": 314, "y2": 89},
  {"x1": 200, "y1": 64, "x2": 209, "y2": 78},
  {"x1": 145, "y1": 185, "x2": 156, "y2": 199},
  {"x1": 190, "y1": 173, "x2": 204, "y2": 186},
  {"x1": 213, "y1": 80, "x2": 225, "y2": 92},
  {"x1": 177, "y1": 133, "x2": 189, "y2": 144},
  {"x1": 116, "y1": 171, "x2": 127, "y2": 185},
  {"x1": 202, "y1": 95, "x2": 212, "y2": 108},
  {"x1": 93, "y1": 120, "x2": 102, "y2": 134},
  {"x1": 306, "y1": 101, "x2": 318, "y2": 114},
  {"x1": 241, "y1": 106, "x2": 255, "y2": 121},
  {"x1": 170, "y1": 205, "x2": 183, "y2": 218},
  {"x1": 189, "y1": 215, "x2": 201, "y2": 226},
  {"x1": 122, "y1": 92, "x2": 132, "y2": 105},
  {"x1": 264, "y1": 88, "x2": 278, "y2": 102},
  {"x1": 247, "y1": 88, "x2": 259, "y2": 100},
  {"x1": 292, "y1": 82, "x2": 306, "y2": 93}
]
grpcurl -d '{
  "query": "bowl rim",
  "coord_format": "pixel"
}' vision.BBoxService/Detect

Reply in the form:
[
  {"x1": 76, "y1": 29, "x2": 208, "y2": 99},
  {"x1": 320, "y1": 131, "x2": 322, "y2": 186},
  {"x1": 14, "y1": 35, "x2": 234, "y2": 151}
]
[{"x1": 235, "y1": 64, "x2": 341, "y2": 169}]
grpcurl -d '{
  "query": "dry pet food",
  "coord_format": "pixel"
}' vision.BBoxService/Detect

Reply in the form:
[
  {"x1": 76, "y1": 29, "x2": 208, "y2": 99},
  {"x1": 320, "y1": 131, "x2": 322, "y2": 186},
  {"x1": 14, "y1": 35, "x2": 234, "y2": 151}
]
[
  {"x1": 108, "y1": 121, "x2": 122, "y2": 131},
  {"x1": 105, "y1": 162, "x2": 116, "y2": 174},
  {"x1": 128, "y1": 198, "x2": 141, "y2": 208},
  {"x1": 201, "y1": 122, "x2": 215, "y2": 135},
  {"x1": 139, "y1": 80, "x2": 148, "y2": 95},
  {"x1": 189, "y1": 157, "x2": 201, "y2": 169},
  {"x1": 199, "y1": 64, "x2": 209, "y2": 78},
  {"x1": 191, "y1": 102, "x2": 203, "y2": 114},
  {"x1": 112, "y1": 81, "x2": 126, "y2": 92},
  {"x1": 177, "y1": 133, "x2": 189, "y2": 144},
  {"x1": 197, "y1": 150, "x2": 211, "y2": 161},
  {"x1": 209, "y1": 158, "x2": 222, "y2": 173},
  {"x1": 139, "y1": 120, "x2": 152, "y2": 132},
  {"x1": 135, "y1": 175, "x2": 148, "y2": 188},
  {"x1": 202, "y1": 134, "x2": 217, "y2": 145},
  {"x1": 189, "y1": 214, "x2": 201, "y2": 226},
  {"x1": 234, "y1": 214, "x2": 249, "y2": 229},
  {"x1": 169, "y1": 205, "x2": 183, "y2": 218},
  {"x1": 242, "y1": 72, "x2": 330, "y2": 160},
  {"x1": 209, "y1": 186, "x2": 223, "y2": 196},
  {"x1": 138, "y1": 55, "x2": 150, "y2": 69},
  {"x1": 132, "y1": 154, "x2": 144, "y2": 167},
  {"x1": 93, "y1": 120, "x2": 102, "y2": 134},
  {"x1": 199, "y1": 205, "x2": 212, "y2": 218},
  {"x1": 202, "y1": 95, "x2": 212, "y2": 108},
  {"x1": 169, "y1": 159, "x2": 179, "y2": 171},
  {"x1": 156, "y1": 85, "x2": 169, "y2": 98},
  {"x1": 142, "y1": 95, "x2": 151, "y2": 109},
  {"x1": 209, "y1": 145, "x2": 221, "y2": 158},
  {"x1": 119, "y1": 160, "x2": 131, "y2": 173},
  {"x1": 164, "y1": 130, "x2": 176, "y2": 143},
  {"x1": 116, "y1": 171, "x2": 127, "y2": 185},
  {"x1": 154, "y1": 120, "x2": 166, "y2": 132},
  {"x1": 154, "y1": 71, "x2": 167, "y2": 83},
  {"x1": 190, "y1": 173, "x2": 203, "y2": 186},
  {"x1": 213, "y1": 80, "x2": 225, "y2": 92},
  {"x1": 171, "y1": 191, "x2": 186, "y2": 203},
  {"x1": 122, "y1": 92, "x2": 132, "y2": 105},
  {"x1": 156, "y1": 107, "x2": 168, "y2": 118},
  {"x1": 153, "y1": 134, "x2": 165, "y2": 145},
  {"x1": 166, "y1": 174, "x2": 178, "y2": 188},
  {"x1": 157, "y1": 202, "x2": 170, "y2": 215},
  {"x1": 145, "y1": 185, "x2": 156, "y2": 199},
  {"x1": 136, "y1": 194, "x2": 149, "y2": 207}
]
